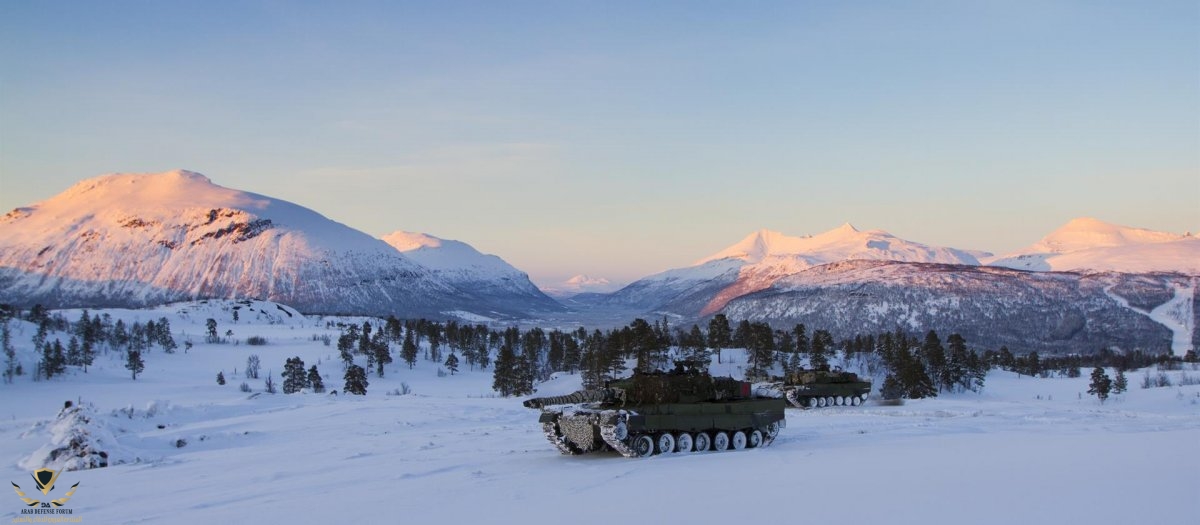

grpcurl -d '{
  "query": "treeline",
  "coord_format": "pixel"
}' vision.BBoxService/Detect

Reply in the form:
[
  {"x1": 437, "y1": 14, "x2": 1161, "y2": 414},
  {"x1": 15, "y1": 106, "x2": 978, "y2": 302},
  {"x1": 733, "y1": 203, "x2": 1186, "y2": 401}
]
[
  {"x1": 327, "y1": 314, "x2": 991, "y2": 400},
  {"x1": 1, "y1": 305, "x2": 177, "y2": 382},
  {"x1": 6, "y1": 303, "x2": 1189, "y2": 398}
]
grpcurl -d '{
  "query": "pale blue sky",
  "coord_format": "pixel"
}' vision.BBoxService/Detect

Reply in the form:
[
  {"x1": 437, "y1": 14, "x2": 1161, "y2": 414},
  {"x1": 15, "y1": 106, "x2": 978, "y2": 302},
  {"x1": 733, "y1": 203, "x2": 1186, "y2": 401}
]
[{"x1": 2, "y1": 1, "x2": 1197, "y2": 285}]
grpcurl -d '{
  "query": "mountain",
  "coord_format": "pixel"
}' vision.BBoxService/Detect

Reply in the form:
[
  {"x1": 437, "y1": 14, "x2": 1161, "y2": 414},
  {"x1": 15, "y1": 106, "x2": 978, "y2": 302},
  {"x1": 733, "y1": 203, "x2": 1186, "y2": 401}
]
[
  {"x1": 539, "y1": 275, "x2": 622, "y2": 298},
  {"x1": 0, "y1": 170, "x2": 555, "y2": 318},
  {"x1": 380, "y1": 231, "x2": 562, "y2": 312},
  {"x1": 720, "y1": 260, "x2": 1194, "y2": 355},
  {"x1": 578, "y1": 221, "x2": 1197, "y2": 354},
  {"x1": 590, "y1": 224, "x2": 980, "y2": 316},
  {"x1": 988, "y1": 217, "x2": 1200, "y2": 274}
]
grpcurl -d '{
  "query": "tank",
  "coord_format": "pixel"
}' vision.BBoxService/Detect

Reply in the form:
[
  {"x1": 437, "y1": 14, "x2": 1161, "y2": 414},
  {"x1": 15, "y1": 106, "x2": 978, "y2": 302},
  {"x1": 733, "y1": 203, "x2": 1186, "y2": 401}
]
[
  {"x1": 760, "y1": 368, "x2": 872, "y2": 409},
  {"x1": 524, "y1": 364, "x2": 786, "y2": 458}
]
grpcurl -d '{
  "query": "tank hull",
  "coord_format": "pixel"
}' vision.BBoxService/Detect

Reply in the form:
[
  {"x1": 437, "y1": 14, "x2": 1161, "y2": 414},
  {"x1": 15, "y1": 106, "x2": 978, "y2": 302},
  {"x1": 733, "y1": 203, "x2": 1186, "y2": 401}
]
[
  {"x1": 773, "y1": 381, "x2": 870, "y2": 408},
  {"x1": 538, "y1": 398, "x2": 786, "y2": 457}
]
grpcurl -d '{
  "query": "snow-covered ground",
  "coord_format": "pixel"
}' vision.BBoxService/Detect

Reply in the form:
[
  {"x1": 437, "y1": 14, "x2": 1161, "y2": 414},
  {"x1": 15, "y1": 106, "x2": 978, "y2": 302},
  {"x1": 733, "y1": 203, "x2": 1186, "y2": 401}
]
[{"x1": 2, "y1": 302, "x2": 1197, "y2": 524}]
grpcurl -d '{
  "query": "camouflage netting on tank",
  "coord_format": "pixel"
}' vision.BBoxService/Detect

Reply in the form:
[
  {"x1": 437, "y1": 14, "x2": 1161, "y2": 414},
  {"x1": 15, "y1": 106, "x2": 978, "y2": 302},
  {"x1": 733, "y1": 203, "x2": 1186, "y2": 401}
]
[
  {"x1": 558, "y1": 414, "x2": 603, "y2": 451},
  {"x1": 623, "y1": 372, "x2": 745, "y2": 405},
  {"x1": 785, "y1": 369, "x2": 860, "y2": 385}
]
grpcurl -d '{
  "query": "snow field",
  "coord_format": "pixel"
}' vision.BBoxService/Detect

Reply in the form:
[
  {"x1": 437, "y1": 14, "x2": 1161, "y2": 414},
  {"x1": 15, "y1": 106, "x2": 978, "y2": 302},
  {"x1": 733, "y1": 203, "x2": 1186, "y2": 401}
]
[{"x1": 1, "y1": 301, "x2": 1197, "y2": 524}]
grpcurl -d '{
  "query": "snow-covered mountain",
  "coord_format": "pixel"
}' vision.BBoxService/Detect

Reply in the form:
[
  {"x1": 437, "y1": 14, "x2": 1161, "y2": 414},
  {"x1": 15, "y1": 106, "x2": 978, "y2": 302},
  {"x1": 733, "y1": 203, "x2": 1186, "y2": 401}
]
[
  {"x1": 380, "y1": 231, "x2": 562, "y2": 312},
  {"x1": 0, "y1": 170, "x2": 557, "y2": 318},
  {"x1": 539, "y1": 275, "x2": 623, "y2": 298},
  {"x1": 988, "y1": 217, "x2": 1200, "y2": 274},
  {"x1": 574, "y1": 220, "x2": 1197, "y2": 354},
  {"x1": 590, "y1": 224, "x2": 980, "y2": 315},
  {"x1": 721, "y1": 260, "x2": 1195, "y2": 355}
]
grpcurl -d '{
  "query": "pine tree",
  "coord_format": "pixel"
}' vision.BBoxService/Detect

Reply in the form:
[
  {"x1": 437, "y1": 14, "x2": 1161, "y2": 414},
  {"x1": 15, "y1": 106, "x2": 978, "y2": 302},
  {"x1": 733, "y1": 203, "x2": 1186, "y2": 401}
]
[
  {"x1": 282, "y1": 356, "x2": 307, "y2": 394},
  {"x1": 372, "y1": 330, "x2": 391, "y2": 377},
  {"x1": 205, "y1": 318, "x2": 219, "y2": 343},
  {"x1": 80, "y1": 338, "x2": 94, "y2": 373},
  {"x1": 67, "y1": 337, "x2": 81, "y2": 367},
  {"x1": 338, "y1": 330, "x2": 355, "y2": 369},
  {"x1": 732, "y1": 319, "x2": 752, "y2": 350},
  {"x1": 217, "y1": 371, "x2": 226, "y2": 385},
  {"x1": 792, "y1": 323, "x2": 810, "y2": 362},
  {"x1": 1088, "y1": 367, "x2": 1112, "y2": 403},
  {"x1": 920, "y1": 330, "x2": 947, "y2": 392},
  {"x1": 687, "y1": 325, "x2": 710, "y2": 368},
  {"x1": 2, "y1": 321, "x2": 15, "y2": 384},
  {"x1": 880, "y1": 372, "x2": 904, "y2": 400},
  {"x1": 810, "y1": 330, "x2": 834, "y2": 370},
  {"x1": 157, "y1": 317, "x2": 177, "y2": 353},
  {"x1": 707, "y1": 314, "x2": 732, "y2": 364},
  {"x1": 630, "y1": 318, "x2": 657, "y2": 373},
  {"x1": 42, "y1": 339, "x2": 66, "y2": 378},
  {"x1": 343, "y1": 364, "x2": 368, "y2": 395},
  {"x1": 563, "y1": 337, "x2": 582, "y2": 374},
  {"x1": 492, "y1": 343, "x2": 519, "y2": 396},
  {"x1": 125, "y1": 349, "x2": 144, "y2": 380},
  {"x1": 547, "y1": 333, "x2": 565, "y2": 373},
  {"x1": 1112, "y1": 368, "x2": 1127, "y2": 394},
  {"x1": 746, "y1": 322, "x2": 775, "y2": 380},
  {"x1": 308, "y1": 365, "x2": 325, "y2": 393},
  {"x1": 445, "y1": 352, "x2": 459, "y2": 375},
  {"x1": 945, "y1": 333, "x2": 970, "y2": 393},
  {"x1": 1026, "y1": 351, "x2": 1041, "y2": 377},
  {"x1": 402, "y1": 329, "x2": 419, "y2": 369}
]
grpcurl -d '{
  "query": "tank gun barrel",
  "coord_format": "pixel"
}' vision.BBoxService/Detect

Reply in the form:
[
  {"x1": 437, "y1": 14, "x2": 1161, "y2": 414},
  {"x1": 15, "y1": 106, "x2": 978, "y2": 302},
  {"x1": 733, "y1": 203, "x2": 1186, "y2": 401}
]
[{"x1": 523, "y1": 389, "x2": 613, "y2": 408}]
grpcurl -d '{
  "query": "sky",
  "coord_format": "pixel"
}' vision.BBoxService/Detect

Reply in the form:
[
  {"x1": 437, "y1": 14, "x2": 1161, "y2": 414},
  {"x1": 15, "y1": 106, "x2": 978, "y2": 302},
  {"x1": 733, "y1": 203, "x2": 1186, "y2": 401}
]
[{"x1": 1, "y1": 1, "x2": 1197, "y2": 286}]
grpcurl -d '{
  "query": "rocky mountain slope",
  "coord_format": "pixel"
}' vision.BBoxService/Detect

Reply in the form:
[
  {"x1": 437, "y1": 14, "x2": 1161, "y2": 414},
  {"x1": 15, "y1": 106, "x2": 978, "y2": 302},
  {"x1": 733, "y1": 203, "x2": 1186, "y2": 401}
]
[
  {"x1": 588, "y1": 224, "x2": 981, "y2": 315},
  {"x1": 0, "y1": 170, "x2": 559, "y2": 319},
  {"x1": 721, "y1": 260, "x2": 1194, "y2": 355},
  {"x1": 582, "y1": 221, "x2": 1197, "y2": 355}
]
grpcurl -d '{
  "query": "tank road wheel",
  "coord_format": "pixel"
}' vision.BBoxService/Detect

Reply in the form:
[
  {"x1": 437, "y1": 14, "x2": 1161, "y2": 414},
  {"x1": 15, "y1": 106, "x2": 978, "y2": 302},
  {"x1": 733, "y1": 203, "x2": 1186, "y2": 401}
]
[
  {"x1": 747, "y1": 429, "x2": 763, "y2": 448},
  {"x1": 693, "y1": 432, "x2": 711, "y2": 452},
  {"x1": 851, "y1": 396, "x2": 862, "y2": 406},
  {"x1": 816, "y1": 397, "x2": 827, "y2": 408},
  {"x1": 633, "y1": 435, "x2": 655, "y2": 457},
  {"x1": 656, "y1": 433, "x2": 676, "y2": 455},
  {"x1": 825, "y1": 396, "x2": 836, "y2": 407},
  {"x1": 807, "y1": 397, "x2": 819, "y2": 409},
  {"x1": 766, "y1": 421, "x2": 782, "y2": 439},
  {"x1": 675, "y1": 432, "x2": 694, "y2": 453},
  {"x1": 731, "y1": 431, "x2": 747, "y2": 450},
  {"x1": 760, "y1": 422, "x2": 781, "y2": 447},
  {"x1": 712, "y1": 432, "x2": 730, "y2": 451},
  {"x1": 613, "y1": 420, "x2": 629, "y2": 440}
]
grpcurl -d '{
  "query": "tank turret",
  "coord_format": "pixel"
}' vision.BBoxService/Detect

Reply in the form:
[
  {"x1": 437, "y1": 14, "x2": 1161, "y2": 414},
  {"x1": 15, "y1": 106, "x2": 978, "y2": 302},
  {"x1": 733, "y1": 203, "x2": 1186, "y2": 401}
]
[{"x1": 525, "y1": 366, "x2": 786, "y2": 458}]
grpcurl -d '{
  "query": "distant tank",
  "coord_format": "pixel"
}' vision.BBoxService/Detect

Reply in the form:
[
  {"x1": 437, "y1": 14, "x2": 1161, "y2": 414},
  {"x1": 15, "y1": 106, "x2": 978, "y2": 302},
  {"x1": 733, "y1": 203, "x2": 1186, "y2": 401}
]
[
  {"x1": 524, "y1": 364, "x2": 786, "y2": 458},
  {"x1": 759, "y1": 368, "x2": 872, "y2": 409}
]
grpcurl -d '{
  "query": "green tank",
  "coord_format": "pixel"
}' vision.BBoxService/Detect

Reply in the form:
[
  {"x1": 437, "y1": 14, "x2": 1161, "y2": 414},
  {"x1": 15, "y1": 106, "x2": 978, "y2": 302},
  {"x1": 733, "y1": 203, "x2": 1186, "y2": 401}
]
[
  {"x1": 761, "y1": 368, "x2": 872, "y2": 409},
  {"x1": 524, "y1": 365, "x2": 786, "y2": 458}
]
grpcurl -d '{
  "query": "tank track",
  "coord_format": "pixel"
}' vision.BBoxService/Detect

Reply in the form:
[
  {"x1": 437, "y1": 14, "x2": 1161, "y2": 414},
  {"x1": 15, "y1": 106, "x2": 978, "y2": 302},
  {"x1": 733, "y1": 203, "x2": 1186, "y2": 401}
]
[
  {"x1": 785, "y1": 389, "x2": 805, "y2": 408},
  {"x1": 541, "y1": 421, "x2": 581, "y2": 455},
  {"x1": 594, "y1": 410, "x2": 635, "y2": 457},
  {"x1": 596, "y1": 411, "x2": 783, "y2": 457},
  {"x1": 785, "y1": 391, "x2": 869, "y2": 409}
]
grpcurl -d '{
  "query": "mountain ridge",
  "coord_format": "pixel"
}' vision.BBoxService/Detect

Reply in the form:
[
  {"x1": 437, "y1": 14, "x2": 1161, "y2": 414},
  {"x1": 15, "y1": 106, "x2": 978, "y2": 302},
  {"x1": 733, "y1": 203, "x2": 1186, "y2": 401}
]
[{"x1": 0, "y1": 170, "x2": 559, "y2": 318}]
